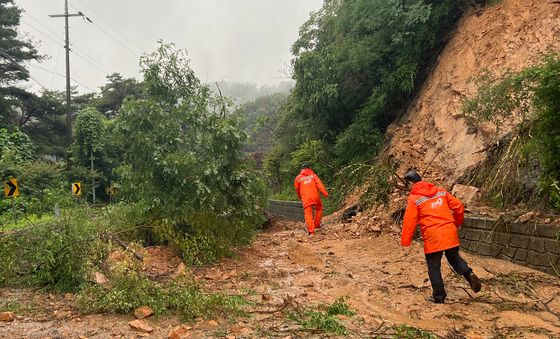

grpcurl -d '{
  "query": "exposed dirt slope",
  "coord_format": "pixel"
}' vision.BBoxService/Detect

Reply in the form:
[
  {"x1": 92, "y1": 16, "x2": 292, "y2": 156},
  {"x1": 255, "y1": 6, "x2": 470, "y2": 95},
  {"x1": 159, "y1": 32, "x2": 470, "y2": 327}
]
[
  {"x1": 2, "y1": 220, "x2": 559, "y2": 338},
  {"x1": 386, "y1": 0, "x2": 560, "y2": 185}
]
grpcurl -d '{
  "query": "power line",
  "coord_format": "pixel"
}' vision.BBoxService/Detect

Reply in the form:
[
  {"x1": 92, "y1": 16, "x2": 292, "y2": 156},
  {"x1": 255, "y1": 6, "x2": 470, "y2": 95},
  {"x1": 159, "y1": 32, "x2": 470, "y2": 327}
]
[
  {"x1": 24, "y1": 12, "x2": 66, "y2": 43},
  {"x1": 0, "y1": 48, "x2": 48, "y2": 90},
  {"x1": 70, "y1": 0, "x2": 144, "y2": 52},
  {"x1": 68, "y1": 3, "x2": 140, "y2": 59},
  {"x1": 26, "y1": 62, "x2": 96, "y2": 92},
  {"x1": 21, "y1": 17, "x2": 113, "y2": 75},
  {"x1": 51, "y1": 45, "x2": 63, "y2": 87}
]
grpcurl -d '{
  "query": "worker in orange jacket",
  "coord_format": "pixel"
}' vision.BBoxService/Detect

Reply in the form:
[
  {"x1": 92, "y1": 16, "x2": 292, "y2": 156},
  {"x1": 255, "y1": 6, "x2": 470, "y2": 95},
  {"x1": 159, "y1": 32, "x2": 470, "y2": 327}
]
[
  {"x1": 401, "y1": 170, "x2": 481, "y2": 303},
  {"x1": 294, "y1": 163, "x2": 329, "y2": 236}
]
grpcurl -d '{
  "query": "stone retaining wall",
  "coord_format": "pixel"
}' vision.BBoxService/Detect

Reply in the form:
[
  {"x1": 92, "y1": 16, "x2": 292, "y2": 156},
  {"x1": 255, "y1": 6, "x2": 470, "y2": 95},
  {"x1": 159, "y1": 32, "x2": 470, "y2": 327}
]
[
  {"x1": 458, "y1": 216, "x2": 559, "y2": 275},
  {"x1": 268, "y1": 200, "x2": 304, "y2": 222}
]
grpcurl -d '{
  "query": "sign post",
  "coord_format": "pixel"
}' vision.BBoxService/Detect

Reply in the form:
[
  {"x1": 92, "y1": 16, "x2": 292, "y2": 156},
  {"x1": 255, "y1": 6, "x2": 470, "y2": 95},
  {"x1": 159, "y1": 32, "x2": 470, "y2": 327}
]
[
  {"x1": 4, "y1": 178, "x2": 20, "y2": 224},
  {"x1": 72, "y1": 182, "x2": 81, "y2": 205}
]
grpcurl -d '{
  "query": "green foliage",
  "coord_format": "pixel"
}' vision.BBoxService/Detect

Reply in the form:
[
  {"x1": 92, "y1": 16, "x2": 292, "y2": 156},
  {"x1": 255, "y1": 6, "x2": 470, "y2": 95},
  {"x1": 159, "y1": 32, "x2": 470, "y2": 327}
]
[
  {"x1": 239, "y1": 93, "x2": 288, "y2": 153},
  {"x1": 76, "y1": 273, "x2": 245, "y2": 322},
  {"x1": 277, "y1": 0, "x2": 467, "y2": 165},
  {"x1": 74, "y1": 107, "x2": 106, "y2": 165},
  {"x1": 0, "y1": 128, "x2": 34, "y2": 166},
  {"x1": 286, "y1": 297, "x2": 355, "y2": 336},
  {"x1": 326, "y1": 296, "x2": 356, "y2": 316},
  {"x1": 94, "y1": 73, "x2": 145, "y2": 118},
  {"x1": 112, "y1": 42, "x2": 267, "y2": 263},
  {"x1": 0, "y1": 208, "x2": 107, "y2": 291},
  {"x1": 393, "y1": 324, "x2": 435, "y2": 338},
  {"x1": 463, "y1": 53, "x2": 560, "y2": 210}
]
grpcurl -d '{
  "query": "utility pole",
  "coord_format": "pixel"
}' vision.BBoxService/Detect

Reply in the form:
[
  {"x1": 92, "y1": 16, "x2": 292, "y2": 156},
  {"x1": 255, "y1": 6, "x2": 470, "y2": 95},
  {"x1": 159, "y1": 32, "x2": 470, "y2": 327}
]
[{"x1": 50, "y1": 0, "x2": 83, "y2": 167}]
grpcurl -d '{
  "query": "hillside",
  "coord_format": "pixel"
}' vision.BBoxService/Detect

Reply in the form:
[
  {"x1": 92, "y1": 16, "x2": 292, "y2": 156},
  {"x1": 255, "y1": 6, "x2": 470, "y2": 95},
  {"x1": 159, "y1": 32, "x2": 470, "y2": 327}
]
[{"x1": 385, "y1": 0, "x2": 560, "y2": 185}]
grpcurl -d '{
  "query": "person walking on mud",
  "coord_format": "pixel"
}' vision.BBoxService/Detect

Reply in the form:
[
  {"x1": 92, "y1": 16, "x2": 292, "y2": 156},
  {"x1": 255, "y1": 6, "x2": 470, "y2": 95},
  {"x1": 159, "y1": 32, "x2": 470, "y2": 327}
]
[
  {"x1": 400, "y1": 170, "x2": 482, "y2": 303},
  {"x1": 294, "y1": 163, "x2": 329, "y2": 236}
]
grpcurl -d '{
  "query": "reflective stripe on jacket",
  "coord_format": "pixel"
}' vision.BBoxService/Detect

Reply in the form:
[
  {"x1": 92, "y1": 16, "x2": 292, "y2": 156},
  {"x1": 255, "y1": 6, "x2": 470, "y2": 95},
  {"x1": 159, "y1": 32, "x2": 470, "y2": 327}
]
[
  {"x1": 401, "y1": 181, "x2": 464, "y2": 254},
  {"x1": 294, "y1": 168, "x2": 329, "y2": 208}
]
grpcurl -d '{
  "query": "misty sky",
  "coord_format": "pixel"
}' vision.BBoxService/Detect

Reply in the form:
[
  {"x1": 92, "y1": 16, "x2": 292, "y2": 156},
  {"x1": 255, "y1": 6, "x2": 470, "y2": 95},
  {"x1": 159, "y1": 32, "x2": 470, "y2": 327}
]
[{"x1": 15, "y1": 0, "x2": 323, "y2": 93}]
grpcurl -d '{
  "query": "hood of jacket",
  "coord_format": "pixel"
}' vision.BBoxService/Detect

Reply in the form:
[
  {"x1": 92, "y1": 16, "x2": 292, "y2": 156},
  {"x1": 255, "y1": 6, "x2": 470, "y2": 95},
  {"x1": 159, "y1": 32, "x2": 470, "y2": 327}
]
[
  {"x1": 299, "y1": 168, "x2": 315, "y2": 176},
  {"x1": 411, "y1": 181, "x2": 438, "y2": 197}
]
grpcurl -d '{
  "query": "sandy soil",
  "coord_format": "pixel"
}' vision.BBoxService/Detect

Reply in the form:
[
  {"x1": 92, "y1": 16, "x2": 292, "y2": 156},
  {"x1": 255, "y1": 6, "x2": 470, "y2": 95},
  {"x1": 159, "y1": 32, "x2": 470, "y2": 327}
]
[
  {"x1": 386, "y1": 0, "x2": 560, "y2": 185},
  {"x1": 1, "y1": 217, "x2": 559, "y2": 338}
]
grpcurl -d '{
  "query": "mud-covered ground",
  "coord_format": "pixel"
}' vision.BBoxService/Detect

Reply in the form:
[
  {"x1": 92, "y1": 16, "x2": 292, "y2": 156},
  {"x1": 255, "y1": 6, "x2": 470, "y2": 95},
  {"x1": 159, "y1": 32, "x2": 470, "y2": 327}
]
[{"x1": 1, "y1": 219, "x2": 559, "y2": 338}]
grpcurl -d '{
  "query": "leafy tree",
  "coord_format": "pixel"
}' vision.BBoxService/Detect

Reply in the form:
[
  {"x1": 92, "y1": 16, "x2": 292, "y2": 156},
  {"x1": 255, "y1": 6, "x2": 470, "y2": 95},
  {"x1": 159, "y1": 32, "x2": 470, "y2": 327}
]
[
  {"x1": 113, "y1": 43, "x2": 267, "y2": 263},
  {"x1": 0, "y1": 0, "x2": 41, "y2": 126},
  {"x1": 95, "y1": 73, "x2": 144, "y2": 118},
  {"x1": 239, "y1": 92, "x2": 288, "y2": 153},
  {"x1": 281, "y1": 0, "x2": 467, "y2": 164}
]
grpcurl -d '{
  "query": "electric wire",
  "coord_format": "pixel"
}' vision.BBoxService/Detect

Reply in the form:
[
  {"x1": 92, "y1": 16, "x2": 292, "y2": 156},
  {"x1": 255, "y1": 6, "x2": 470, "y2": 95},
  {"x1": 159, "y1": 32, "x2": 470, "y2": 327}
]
[
  {"x1": 69, "y1": 3, "x2": 140, "y2": 58},
  {"x1": 0, "y1": 48, "x2": 48, "y2": 90},
  {"x1": 26, "y1": 62, "x2": 96, "y2": 92},
  {"x1": 70, "y1": 0, "x2": 144, "y2": 52},
  {"x1": 21, "y1": 16, "x2": 113, "y2": 75}
]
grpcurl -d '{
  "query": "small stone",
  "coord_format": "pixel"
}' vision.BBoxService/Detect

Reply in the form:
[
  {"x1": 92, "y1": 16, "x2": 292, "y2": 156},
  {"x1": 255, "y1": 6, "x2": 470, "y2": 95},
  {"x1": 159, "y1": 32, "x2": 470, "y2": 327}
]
[
  {"x1": 226, "y1": 336, "x2": 235, "y2": 339},
  {"x1": 168, "y1": 325, "x2": 191, "y2": 339},
  {"x1": 336, "y1": 314, "x2": 348, "y2": 320},
  {"x1": 170, "y1": 262, "x2": 187, "y2": 279},
  {"x1": 92, "y1": 271, "x2": 108, "y2": 285},
  {"x1": 134, "y1": 306, "x2": 154, "y2": 319},
  {"x1": 543, "y1": 218, "x2": 551, "y2": 224},
  {"x1": 207, "y1": 320, "x2": 219, "y2": 327},
  {"x1": 0, "y1": 312, "x2": 15, "y2": 322},
  {"x1": 128, "y1": 319, "x2": 153, "y2": 333},
  {"x1": 518, "y1": 211, "x2": 536, "y2": 223},
  {"x1": 349, "y1": 224, "x2": 359, "y2": 233}
]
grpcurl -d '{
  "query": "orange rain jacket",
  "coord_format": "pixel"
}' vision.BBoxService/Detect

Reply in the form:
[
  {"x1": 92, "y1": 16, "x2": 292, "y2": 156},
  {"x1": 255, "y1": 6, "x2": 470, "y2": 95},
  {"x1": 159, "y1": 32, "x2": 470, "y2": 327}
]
[
  {"x1": 401, "y1": 181, "x2": 464, "y2": 254},
  {"x1": 294, "y1": 168, "x2": 329, "y2": 208}
]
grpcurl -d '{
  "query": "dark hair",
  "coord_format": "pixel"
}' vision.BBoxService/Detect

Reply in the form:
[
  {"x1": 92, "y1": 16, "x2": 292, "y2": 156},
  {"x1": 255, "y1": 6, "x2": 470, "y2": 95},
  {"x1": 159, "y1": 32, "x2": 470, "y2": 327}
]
[
  {"x1": 404, "y1": 170, "x2": 422, "y2": 183},
  {"x1": 301, "y1": 162, "x2": 311, "y2": 169}
]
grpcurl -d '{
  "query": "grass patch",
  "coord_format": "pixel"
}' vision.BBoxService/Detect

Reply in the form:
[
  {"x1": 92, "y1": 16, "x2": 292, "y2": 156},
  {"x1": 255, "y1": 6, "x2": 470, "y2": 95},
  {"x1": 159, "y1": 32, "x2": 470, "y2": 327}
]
[
  {"x1": 0, "y1": 297, "x2": 43, "y2": 315},
  {"x1": 76, "y1": 273, "x2": 246, "y2": 322},
  {"x1": 393, "y1": 324, "x2": 436, "y2": 338},
  {"x1": 284, "y1": 297, "x2": 355, "y2": 336}
]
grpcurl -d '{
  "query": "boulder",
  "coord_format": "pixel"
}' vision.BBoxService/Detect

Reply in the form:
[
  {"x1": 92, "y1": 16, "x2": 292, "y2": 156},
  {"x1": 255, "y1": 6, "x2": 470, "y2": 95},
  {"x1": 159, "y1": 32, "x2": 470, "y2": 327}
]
[
  {"x1": 134, "y1": 306, "x2": 154, "y2": 319},
  {"x1": 451, "y1": 184, "x2": 481, "y2": 206},
  {"x1": 168, "y1": 325, "x2": 191, "y2": 339},
  {"x1": 128, "y1": 319, "x2": 153, "y2": 333},
  {"x1": 0, "y1": 312, "x2": 15, "y2": 322}
]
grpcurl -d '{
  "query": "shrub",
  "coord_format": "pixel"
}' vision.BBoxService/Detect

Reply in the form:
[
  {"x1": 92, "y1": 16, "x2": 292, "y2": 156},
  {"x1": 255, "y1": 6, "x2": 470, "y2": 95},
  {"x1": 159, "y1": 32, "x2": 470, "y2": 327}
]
[{"x1": 76, "y1": 273, "x2": 245, "y2": 322}]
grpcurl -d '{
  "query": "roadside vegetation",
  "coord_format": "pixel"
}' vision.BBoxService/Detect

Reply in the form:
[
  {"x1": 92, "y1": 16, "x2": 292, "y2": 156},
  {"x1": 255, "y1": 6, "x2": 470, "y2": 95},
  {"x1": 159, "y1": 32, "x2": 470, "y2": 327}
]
[{"x1": 462, "y1": 53, "x2": 560, "y2": 212}]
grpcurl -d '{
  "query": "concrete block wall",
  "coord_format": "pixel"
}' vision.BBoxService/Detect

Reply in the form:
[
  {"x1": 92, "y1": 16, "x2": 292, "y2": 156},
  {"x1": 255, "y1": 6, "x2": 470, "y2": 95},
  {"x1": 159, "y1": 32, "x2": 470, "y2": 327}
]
[
  {"x1": 459, "y1": 216, "x2": 559, "y2": 275},
  {"x1": 268, "y1": 200, "x2": 304, "y2": 222}
]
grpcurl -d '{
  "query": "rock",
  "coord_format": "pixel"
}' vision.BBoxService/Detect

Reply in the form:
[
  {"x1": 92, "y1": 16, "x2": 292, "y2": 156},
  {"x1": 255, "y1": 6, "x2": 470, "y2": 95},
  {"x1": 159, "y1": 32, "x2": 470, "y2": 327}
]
[
  {"x1": 0, "y1": 312, "x2": 15, "y2": 322},
  {"x1": 518, "y1": 211, "x2": 536, "y2": 223},
  {"x1": 92, "y1": 271, "x2": 108, "y2": 285},
  {"x1": 466, "y1": 126, "x2": 478, "y2": 134},
  {"x1": 207, "y1": 320, "x2": 219, "y2": 327},
  {"x1": 349, "y1": 224, "x2": 359, "y2": 233},
  {"x1": 543, "y1": 218, "x2": 551, "y2": 224},
  {"x1": 451, "y1": 184, "x2": 481, "y2": 206},
  {"x1": 411, "y1": 143, "x2": 424, "y2": 151},
  {"x1": 170, "y1": 262, "x2": 186, "y2": 279},
  {"x1": 134, "y1": 306, "x2": 154, "y2": 319},
  {"x1": 168, "y1": 325, "x2": 191, "y2": 339},
  {"x1": 336, "y1": 314, "x2": 348, "y2": 320},
  {"x1": 128, "y1": 319, "x2": 153, "y2": 333}
]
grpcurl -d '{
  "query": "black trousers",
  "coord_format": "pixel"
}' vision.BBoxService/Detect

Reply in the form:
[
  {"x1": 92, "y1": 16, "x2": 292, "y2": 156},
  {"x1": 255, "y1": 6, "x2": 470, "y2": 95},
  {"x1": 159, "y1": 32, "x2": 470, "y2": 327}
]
[{"x1": 425, "y1": 246, "x2": 472, "y2": 302}]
